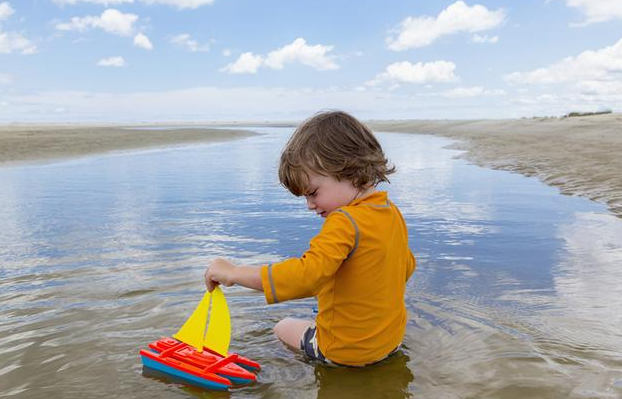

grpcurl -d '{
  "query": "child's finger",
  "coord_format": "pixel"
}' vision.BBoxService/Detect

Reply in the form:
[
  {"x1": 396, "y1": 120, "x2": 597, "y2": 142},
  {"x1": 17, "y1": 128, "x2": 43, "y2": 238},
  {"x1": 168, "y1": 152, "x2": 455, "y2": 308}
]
[
  {"x1": 203, "y1": 266, "x2": 211, "y2": 289},
  {"x1": 204, "y1": 267, "x2": 218, "y2": 291},
  {"x1": 207, "y1": 279, "x2": 220, "y2": 292}
]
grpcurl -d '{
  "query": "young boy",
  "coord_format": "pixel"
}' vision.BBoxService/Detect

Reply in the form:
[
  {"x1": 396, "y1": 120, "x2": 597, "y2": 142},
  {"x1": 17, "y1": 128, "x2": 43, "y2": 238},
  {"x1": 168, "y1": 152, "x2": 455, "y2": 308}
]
[{"x1": 205, "y1": 111, "x2": 416, "y2": 367}]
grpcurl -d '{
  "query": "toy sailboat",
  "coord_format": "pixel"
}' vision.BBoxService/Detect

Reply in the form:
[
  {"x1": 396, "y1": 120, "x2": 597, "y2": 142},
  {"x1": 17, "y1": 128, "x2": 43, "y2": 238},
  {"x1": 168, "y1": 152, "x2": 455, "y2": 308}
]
[{"x1": 140, "y1": 287, "x2": 261, "y2": 391}]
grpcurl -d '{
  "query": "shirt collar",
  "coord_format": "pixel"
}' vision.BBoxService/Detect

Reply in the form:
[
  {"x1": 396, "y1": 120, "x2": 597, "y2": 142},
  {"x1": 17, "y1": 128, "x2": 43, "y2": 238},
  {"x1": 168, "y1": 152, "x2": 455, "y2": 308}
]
[{"x1": 349, "y1": 190, "x2": 388, "y2": 207}]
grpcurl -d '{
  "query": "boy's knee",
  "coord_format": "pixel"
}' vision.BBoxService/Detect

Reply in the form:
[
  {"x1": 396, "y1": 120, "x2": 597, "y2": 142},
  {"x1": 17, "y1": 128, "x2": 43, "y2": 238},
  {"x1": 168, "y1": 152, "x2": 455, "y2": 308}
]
[
  {"x1": 273, "y1": 318, "x2": 314, "y2": 349},
  {"x1": 273, "y1": 317, "x2": 292, "y2": 338}
]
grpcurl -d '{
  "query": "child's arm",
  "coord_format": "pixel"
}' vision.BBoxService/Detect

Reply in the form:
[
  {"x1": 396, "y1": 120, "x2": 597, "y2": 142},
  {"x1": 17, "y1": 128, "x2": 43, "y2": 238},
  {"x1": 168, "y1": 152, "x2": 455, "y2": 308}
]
[{"x1": 204, "y1": 258, "x2": 263, "y2": 293}]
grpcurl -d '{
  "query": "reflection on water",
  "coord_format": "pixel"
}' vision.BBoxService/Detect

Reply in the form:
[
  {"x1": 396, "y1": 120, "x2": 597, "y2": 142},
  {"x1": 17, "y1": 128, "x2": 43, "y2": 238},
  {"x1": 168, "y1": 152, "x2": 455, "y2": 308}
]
[
  {"x1": 1, "y1": 128, "x2": 622, "y2": 398},
  {"x1": 315, "y1": 353, "x2": 414, "y2": 399}
]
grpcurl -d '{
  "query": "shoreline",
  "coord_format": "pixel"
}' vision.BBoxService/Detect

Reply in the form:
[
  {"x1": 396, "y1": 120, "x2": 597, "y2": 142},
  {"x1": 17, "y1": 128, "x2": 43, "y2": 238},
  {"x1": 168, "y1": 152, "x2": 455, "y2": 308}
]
[
  {"x1": 0, "y1": 125, "x2": 257, "y2": 167},
  {"x1": 2, "y1": 114, "x2": 621, "y2": 220},
  {"x1": 368, "y1": 113, "x2": 622, "y2": 219}
]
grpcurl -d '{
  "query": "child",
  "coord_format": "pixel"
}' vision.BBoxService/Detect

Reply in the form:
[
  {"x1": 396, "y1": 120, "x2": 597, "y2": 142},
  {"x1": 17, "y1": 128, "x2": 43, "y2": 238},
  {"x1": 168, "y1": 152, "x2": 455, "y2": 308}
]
[{"x1": 205, "y1": 110, "x2": 416, "y2": 367}]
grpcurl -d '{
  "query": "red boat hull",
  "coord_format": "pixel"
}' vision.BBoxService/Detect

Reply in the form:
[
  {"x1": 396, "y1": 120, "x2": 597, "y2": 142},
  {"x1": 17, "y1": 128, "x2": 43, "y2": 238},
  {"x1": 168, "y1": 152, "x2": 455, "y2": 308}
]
[{"x1": 140, "y1": 337, "x2": 260, "y2": 390}]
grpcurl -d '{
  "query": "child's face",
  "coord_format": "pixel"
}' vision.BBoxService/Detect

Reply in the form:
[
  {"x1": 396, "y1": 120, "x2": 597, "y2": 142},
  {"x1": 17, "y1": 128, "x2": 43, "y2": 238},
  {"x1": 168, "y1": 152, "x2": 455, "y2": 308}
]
[{"x1": 304, "y1": 171, "x2": 359, "y2": 218}]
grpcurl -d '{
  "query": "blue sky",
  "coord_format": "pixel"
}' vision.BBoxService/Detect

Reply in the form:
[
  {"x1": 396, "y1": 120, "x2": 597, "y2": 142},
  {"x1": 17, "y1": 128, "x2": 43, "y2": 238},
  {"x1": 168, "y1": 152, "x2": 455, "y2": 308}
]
[{"x1": 0, "y1": 0, "x2": 621, "y2": 121}]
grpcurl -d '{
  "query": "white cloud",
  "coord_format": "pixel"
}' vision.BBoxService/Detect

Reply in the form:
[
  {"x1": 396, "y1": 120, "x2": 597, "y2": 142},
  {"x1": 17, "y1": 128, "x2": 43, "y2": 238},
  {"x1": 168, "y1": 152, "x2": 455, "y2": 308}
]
[
  {"x1": 220, "y1": 52, "x2": 263, "y2": 74},
  {"x1": 0, "y1": 3, "x2": 37, "y2": 54},
  {"x1": 566, "y1": 0, "x2": 622, "y2": 25},
  {"x1": 367, "y1": 60, "x2": 458, "y2": 87},
  {"x1": 51, "y1": 0, "x2": 216, "y2": 9},
  {"x1": 97, "y1": 56, "x2": 126, "y2": 67},
  {"x1": 52, "y1": 0, "x2": 132, "y2": 4},
  {"x1": 56, "y1": 8, "x2": 138, "y2": 37},
  {"x1": 504, "y1": 38, "x2": 622, "y2": 113},
  {"x1": 0, "y1": 71, "x2": 11, "y2": 84},
  {"x1": 471, "y1": 34, "x2": 498, "y2": 43},
  {"x1": 222, "y1": 48, "x2": 231, "y2": 57},
  {"x1": 504, "y1": 37, "x2": 622, "y2": 88},
  {"x1": 0, "y1": 85, "x2": 522, "y2": 122},
  {"x1": 141, "y1": 0, "x2": 216, "y2": 8},
  {"x1": 221, "y1": 38, "x2": 339, "y2": 74},
  {"x1": 170, "y1": 33, "x2": 210, "y2": 52},
  {"x1": 387, "y1": 1, "x2": 505, "y2": 50},
  {"x1": 1, "y1": 82, "x2": 617, "y2": 123},
  {"x1": 441, "y1": 86, "x2": 505, "y2": 98},
  {"x1": 0, "y1": 2, "x2": 14, "y2": 21},
  {"x1": 576, "y1": 80, "x2": 622, "y2": 96},
  {"x1": 0, "y1": 31, "x2": 37, "y2": 54},
  {"x1": 133, "y1": 32, "x2": 153, "y2": 50},
  {"x1": 264, "y1": 38, "x2": 338, "y2": 70}
]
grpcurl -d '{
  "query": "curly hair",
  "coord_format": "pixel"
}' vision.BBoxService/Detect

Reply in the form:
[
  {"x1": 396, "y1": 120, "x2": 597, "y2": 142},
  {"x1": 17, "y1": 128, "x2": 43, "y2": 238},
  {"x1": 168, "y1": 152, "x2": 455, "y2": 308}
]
[{"x1": 278, "y1": 110, "x2": 396, "y2": 196}]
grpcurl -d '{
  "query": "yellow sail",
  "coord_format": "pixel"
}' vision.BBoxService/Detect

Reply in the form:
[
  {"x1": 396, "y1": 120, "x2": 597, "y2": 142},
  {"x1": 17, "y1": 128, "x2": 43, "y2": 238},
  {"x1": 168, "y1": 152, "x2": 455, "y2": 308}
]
[
  {"x1": 203, "y1": 287, "x2": 231, "y2": 356},
  {"x1": 172, "y1": 286, "x2": 231, "y2": 355}
]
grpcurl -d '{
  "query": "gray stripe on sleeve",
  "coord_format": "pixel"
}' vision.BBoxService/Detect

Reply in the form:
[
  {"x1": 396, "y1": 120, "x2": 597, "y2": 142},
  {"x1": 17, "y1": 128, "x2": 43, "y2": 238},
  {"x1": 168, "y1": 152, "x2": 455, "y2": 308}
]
[
  {"x1": 267, "y1": 264, "x2": 279, "y2": 303},
  {"x1": 337, "y1": 209, "x2": 359, "y2": 260}
]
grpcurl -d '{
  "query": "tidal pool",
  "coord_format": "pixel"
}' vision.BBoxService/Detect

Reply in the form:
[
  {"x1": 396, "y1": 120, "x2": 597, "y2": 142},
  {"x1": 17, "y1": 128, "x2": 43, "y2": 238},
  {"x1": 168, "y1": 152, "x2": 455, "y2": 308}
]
[{"x1": 1, "y1": 127, "x2": 621, "y2": 398}]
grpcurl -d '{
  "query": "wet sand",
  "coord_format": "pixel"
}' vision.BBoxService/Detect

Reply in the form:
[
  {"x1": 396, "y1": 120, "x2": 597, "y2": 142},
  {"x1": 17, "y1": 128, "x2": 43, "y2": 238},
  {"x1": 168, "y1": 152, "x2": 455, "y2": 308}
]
[
  {"x1": 0, "y1": 124, "x2": 256, "y2": 166},
  {"x1": 369, "y1": 113, "x2": 622, "y2": 219}
]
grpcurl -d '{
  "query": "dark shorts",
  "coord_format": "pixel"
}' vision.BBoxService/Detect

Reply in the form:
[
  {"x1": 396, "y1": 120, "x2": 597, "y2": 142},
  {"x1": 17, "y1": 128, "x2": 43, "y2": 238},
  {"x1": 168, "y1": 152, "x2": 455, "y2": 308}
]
[
  {"x1": 300, "y1": 325, "x2": 330, "y2": 363},
  {"x1": 300, "y1": 325, "x2": 400, "y2": 367}
]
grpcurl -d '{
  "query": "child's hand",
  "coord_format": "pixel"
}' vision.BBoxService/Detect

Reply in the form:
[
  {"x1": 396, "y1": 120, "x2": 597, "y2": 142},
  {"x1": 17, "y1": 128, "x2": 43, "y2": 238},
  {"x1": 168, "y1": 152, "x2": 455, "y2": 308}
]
[{"x1": 204, "y1": 258, "x2": 237, "y2": 292}]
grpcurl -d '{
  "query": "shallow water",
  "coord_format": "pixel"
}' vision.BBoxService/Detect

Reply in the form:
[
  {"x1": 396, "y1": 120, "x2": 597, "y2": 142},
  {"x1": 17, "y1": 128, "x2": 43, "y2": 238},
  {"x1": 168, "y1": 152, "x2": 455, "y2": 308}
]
[{"x1": 1, "y1": 127, "x2": 622, "y2": 399}]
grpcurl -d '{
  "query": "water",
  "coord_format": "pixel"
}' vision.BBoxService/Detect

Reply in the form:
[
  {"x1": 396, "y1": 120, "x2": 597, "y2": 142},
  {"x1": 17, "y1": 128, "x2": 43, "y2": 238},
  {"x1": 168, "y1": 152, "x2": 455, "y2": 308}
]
[{"x1": 1, "y1": 127, "x2": 622, "y2": 398}]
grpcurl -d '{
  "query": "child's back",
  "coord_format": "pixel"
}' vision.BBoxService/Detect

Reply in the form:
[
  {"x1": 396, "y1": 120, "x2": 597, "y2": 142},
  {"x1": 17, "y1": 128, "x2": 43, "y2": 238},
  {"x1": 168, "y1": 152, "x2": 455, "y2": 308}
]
[{"x1": 317, "y1": 191, "x2": 414, "y2": 365}]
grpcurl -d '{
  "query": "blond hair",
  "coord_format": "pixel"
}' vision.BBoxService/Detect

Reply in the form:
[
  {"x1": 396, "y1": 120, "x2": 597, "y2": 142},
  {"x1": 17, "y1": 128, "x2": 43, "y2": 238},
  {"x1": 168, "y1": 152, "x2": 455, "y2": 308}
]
[{"x1": 279, "y1": 110, "x2": 396, "y2": 196}]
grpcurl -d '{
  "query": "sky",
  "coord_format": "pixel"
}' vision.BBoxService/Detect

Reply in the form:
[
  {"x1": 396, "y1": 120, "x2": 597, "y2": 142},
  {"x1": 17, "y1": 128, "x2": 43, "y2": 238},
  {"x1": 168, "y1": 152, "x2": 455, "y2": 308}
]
[{"x1": 0, "y1": 0, "x2": 621, "y2": 122}]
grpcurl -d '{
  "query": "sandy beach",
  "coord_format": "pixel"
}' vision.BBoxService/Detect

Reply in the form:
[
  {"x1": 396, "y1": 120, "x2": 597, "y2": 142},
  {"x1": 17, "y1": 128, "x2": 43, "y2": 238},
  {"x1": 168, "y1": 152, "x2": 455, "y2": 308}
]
[
  {"x1": 0, "y1": 124, "x2": 256, "y2": 166},
  {"x1": 369, "y1": 112, "x2": 622, "y2": 219}
]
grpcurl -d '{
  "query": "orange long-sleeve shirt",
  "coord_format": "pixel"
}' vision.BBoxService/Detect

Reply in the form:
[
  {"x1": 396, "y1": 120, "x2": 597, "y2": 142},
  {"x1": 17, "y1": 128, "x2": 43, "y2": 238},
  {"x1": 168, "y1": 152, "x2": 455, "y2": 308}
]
[{"x1": 261, "y1": 191, "x2": 416, "y2": 366}]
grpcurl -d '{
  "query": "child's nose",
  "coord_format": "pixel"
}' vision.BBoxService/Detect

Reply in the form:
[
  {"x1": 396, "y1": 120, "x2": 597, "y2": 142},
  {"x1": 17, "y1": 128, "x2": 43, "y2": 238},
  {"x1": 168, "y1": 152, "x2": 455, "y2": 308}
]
[{"x1": 306, "y1": 197, "x2": 316, "y2": 210}]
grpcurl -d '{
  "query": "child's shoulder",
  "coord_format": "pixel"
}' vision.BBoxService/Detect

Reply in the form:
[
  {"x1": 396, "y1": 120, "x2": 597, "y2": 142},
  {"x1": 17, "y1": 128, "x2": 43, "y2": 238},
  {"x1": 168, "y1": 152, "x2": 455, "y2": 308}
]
[
  {"x1": 333, "y1": 194, "x2": 397, "y2": 224},
  {"x1": 344, "y1": 191, "x2": 392, "y2": 212}
]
